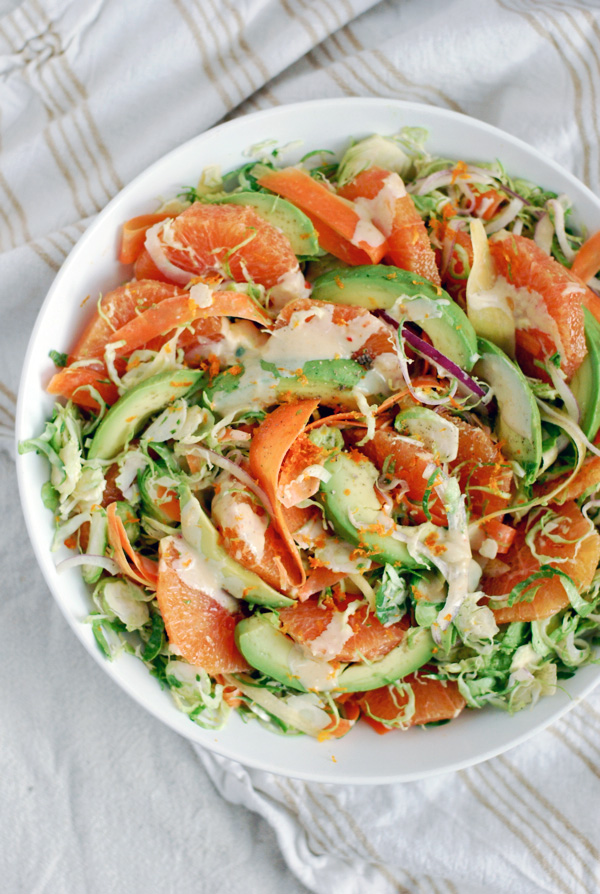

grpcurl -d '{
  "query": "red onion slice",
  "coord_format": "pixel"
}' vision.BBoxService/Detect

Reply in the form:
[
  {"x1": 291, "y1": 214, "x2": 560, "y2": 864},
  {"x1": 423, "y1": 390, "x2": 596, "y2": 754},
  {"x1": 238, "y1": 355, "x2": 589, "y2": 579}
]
[{"x1": 376, "y1": 310, "x2": 486, "y2": 399}]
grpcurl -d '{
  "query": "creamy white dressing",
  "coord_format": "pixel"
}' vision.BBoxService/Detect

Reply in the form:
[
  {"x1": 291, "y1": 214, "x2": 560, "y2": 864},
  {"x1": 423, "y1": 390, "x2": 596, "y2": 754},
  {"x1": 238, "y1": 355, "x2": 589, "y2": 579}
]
[
  {"x1": 402, "y1": 413, "x2": 459, "y2": 462},
  {"x1": 306, "y1": 611, "x2": 355, "y2": 660},
  {"x1": 351, "y1": 213, "x2": 387, "y2": 250},
  {"x1": 353, "y1": 172, "x2": 407, "y2": 237},
  {"x1": 263, "y1": 304, "x2": 384, "y2": 366},
  {"x1": 392, "y1": 294, "x2": 445, "y2": 325},
  {"x1": 293, "y1": 515, "x2": 371, "y2": 574},
  {"x1": 188, "y1": 281, "x2": 215, "y2": 308},
  {"x1": 468, "y1": 279, "x2": 514, "y2": 316},
  {"x1": 288, "y1": 644, "x2": 340, "y2": 691},
  {"x1": 185, "y1": 318, "x2": 268, "y2": 368},
  {"x1": 371, "y1": 351, "x2": 405, "y2": 391},
  {"x1": 315, "y1": 537, "x2": 371, "y2": 574},
  {"x1": 269, "y1": 267, "x2": 309, "y2": 310},
  {"x1": 211, "y1": 487, "x2": 268, "y2": 562},
  {"x1": 164, "y1": 535, "x2": 240, "y2": 613},
  {"x1": 208, "y1": 303, "x2": 397, "y2": 416},
  {"x1": 502, "y1": 275, "x2": 565, "y2": 356}
]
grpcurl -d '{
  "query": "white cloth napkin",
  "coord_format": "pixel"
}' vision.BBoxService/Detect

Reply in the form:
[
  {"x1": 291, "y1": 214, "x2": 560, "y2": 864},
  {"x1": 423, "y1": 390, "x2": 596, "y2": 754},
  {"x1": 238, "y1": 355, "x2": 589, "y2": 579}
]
[{"x1": 3, "y1": 1, "x2": 600, "y2": 892}]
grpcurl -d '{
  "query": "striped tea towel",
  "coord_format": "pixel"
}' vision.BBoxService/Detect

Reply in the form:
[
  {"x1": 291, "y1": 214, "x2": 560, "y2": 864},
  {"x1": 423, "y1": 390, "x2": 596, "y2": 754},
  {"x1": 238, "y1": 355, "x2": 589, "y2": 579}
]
[{"x1": 2, "y1": 1, "x2": 600, "y2": 893}]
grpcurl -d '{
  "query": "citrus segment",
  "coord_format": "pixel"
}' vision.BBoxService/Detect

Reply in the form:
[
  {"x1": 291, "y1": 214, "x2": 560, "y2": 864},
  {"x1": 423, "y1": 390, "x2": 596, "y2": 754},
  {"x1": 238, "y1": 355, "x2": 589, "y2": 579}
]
[
  {"x1": 338, "y1": 166, "x2": 441, "y2": 285},
  {"x1": 156, "y1": 536, "x2": 249, "y2": 673},
  {"x1": 211, "y1": 480, "x2": 297, "y2": 594},
  {"x1": 134, "y1": 247, "x2": 172, "y2": 282},
  {"x1": 69, "y1": 279, "x2": 184, "y2": 362},
  {"x1": 278, "y1": 595, "x2": 409, "y2": 663},
  {"x1": 482, "y1": 500, "x2": 600, "y2": 622},
  {"x1": 355, "y1": 675, "x2": 466, "y2": 734},
  {"x1": 534, "y1": 456, "x2": 600, "y2": 505},
  {"x1": 489, "y1": 233, "x2": 587, "y2": 379},
  {"x1": 350, "y1": 428, "x2": 446, "y2": 525},
  {"x1": 152, "y1": 203, "x2": 300, "y2": 290},
  {"x1": 47, "y1": 365, "x2": 119, "y2": 411},
  {"x1": 447, "y1": 415, "x2": 513, "y2": 522}
]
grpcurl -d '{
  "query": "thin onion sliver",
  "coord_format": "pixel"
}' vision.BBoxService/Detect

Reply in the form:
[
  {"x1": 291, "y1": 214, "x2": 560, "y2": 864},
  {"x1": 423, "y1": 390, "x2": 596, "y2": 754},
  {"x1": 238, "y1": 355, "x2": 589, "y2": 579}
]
[{"x1": 56, "y1": 554, "x2": 120, "y2": 575}]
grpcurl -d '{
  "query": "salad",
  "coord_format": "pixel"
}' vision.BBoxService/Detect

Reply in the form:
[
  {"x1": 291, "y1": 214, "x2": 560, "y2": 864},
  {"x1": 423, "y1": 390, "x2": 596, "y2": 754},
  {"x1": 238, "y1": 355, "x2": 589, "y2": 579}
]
[{"x1": 20, "y1": 128, "x2": 600, "y2": 741}]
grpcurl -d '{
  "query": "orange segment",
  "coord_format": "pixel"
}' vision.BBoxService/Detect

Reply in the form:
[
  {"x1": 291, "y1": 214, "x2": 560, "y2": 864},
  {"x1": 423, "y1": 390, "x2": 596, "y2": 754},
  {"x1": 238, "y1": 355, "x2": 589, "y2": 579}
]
[
  {"x1": 482, "y1": 500, "x2": 600, "y2": 623},
  {"x1": 489, "y1": 233, "x2": 587, "y2": 379},
  {"x1": 355, "y1": 675, "x2": 466, "y2": 734},
  {"x1": 119, "y1": 212, "x2": 172, "y2": 264},
  {"x1": 155, "y1": 203, "x2": 299, "y2": 289},
  {"x1": 278, "y1": 595, "x2": 409, "y2": 662},
  {"x1": 447, "y1": 415, "x2": 513, "y2": 522},
  {"x1": 134, "y1": 247, "x2": 172, "y2": 282},
  {"x1": 156, "y1": 537, "x2": 248, "y2": 673},
  {"x1": 349, "y1": 428, "x2": 446, "y2": 525},
  {"x1": 69, "y1": 279, "x2": 184, "y2": 362},
  {"x1": 211, "y1": 481, "x2": 297, "y2": 593},
  {"x1": 338, "y1": 166, "x2": 441, "y2": 285},
  {"x1": 534, "y1": 455, "x2": 600, "y2": 505},
  {"x1": 47, "y1": 365, "x2": 119, "y2": 411}
]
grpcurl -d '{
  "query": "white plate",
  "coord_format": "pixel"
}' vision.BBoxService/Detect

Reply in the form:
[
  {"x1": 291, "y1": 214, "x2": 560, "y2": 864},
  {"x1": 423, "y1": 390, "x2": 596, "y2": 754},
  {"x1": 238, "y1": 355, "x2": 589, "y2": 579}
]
[{"x1": 16, "y1": 97, "x2": 600, "y2": 784}]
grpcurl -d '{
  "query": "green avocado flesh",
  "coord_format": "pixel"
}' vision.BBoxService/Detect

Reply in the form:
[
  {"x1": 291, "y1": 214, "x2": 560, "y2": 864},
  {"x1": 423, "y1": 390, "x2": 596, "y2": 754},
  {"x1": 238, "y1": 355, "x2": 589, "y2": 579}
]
[
  {"x1": 179, "y1": 489, "x2": 293, "y2": 608},
  {"x1": 473, "y1": 337, "x2": 542, "y2": 483},
  {"x1": 319, "y1": 452, "x2": 425, "y2": 569},
  {"x1": 235, "y1": 614, "x2": 434, "y2": 693},
  {"x1": 88, "y1": 369, "x2": 204, "y2": 461},
  {"x1": 570, "y1": 307, "x2": 600, "y2": 442},
  {"x1": 310, "y1": 264, "x2": 478, "y2": 371},
  {"x1": 206, "y1": 191, "x2": 321, "y2": 256}
]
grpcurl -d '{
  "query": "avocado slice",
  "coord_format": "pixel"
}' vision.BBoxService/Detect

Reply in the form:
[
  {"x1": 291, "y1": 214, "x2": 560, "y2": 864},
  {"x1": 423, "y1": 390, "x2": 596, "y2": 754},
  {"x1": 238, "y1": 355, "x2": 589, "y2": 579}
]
[
  {"x1": 318, "y1": 452, "x2": 427, "y2": 568},
  {"x1": 570, "y1": 308, "x2": 600, "y2": 441},
  {"x1": 205, "y1": 191, "x2": 321, "y2": 256},
  {"x1": 88, "y1": 370, "x2": 204, "y2": 461},
  {"x1": 208, "y1": 357, "x2": 379, "y2": 417},
  {"x1": 179, "y1": 489, "x2": 294, "y2": 608},
  {"x1": 473, "y1": 337, "x2": 542, "y2": 483},
  {"x1": 310, "y1": 265, "x2": 478, "y2": 371},
  {"x1": 235, "y1": 614, "x2": 434, "y2": 693},
  {"x1": 336, "y1": 626, "x2": 434, "y2": 692},
  {"x1": 395, "y1": 406, "x2": 459, "y2": 462}
]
